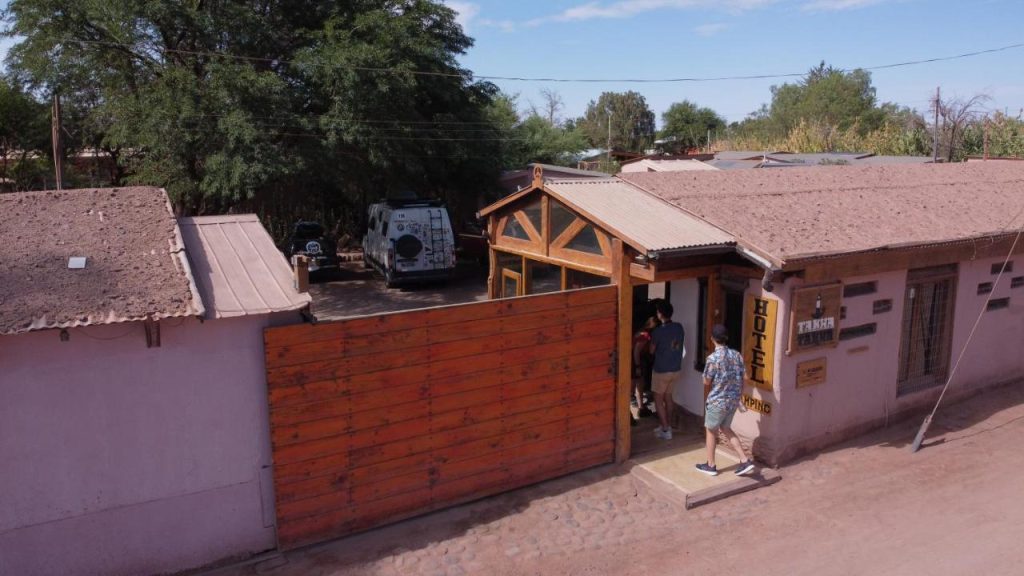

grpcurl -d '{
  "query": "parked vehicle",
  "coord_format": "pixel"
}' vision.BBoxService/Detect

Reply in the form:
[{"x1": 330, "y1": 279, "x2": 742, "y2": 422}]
[
  {"x1": 363, "y1": 198, "x2": 456, "y2": 287},
  {"x1": 285, "y1": 221, "x2": 338, "y2": 276}
]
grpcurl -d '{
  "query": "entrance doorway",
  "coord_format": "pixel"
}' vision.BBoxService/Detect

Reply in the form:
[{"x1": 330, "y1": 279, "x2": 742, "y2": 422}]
[{"x1": 898, "y1": 265, "x2": 957, "y2": 396}]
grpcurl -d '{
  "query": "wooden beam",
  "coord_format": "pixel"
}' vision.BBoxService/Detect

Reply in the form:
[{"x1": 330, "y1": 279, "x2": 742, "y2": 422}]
[
  {"x1": 795, "y1": 236, "x2": 1024, "y2": 284},
  {"x1": 487, "y1": 246, "x2": 498, "y2": 299},
  {"x1": 612, "y1": 238, "x2": 633, "y2": 463},
  {"x1": 721, "y1": 264, "x2": 764, "y2": 280},
  {"x1": 629, "y1": 262, "x2": 656, "y2": 283}
]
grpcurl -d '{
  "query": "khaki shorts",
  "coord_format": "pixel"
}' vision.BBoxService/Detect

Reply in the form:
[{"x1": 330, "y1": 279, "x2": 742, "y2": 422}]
[{"x1": 651, "y1": 371, "x2": 680, "y2": 395}]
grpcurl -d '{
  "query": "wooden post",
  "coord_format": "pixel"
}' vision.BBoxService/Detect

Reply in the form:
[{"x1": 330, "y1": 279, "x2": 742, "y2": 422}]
[
  {"x1": 612, "y1": 238, "x2": 633, "y2": 463},
  {"x1": 293, "y1": 255, "x2": 310, "y2": 293}
]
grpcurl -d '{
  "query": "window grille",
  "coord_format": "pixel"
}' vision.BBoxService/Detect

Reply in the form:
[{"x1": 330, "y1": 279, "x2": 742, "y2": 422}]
[
  {"x1": 897, "y1": 269, "x2": 957, "y2": 396},
  {"x1": 873, "y1": 299, "x2": 893, "y2": 314},
  {"x1": 987, "y1": 298, "x2": 1010, "y2": 311},
  {"x1": 843, "y1": 281, "x2": 877, "y2": 298},
  {"x1": 991, "y1": 261, "x2": 1014, "y2": 275},
  {"x1": 978, "y1": 282, "x2": 993, "y2": 295}
]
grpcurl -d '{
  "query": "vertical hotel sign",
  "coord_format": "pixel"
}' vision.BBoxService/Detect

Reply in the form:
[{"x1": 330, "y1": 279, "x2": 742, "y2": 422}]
[{"x1": 744, "y1": 295, "x2": 778, "y2": 391}]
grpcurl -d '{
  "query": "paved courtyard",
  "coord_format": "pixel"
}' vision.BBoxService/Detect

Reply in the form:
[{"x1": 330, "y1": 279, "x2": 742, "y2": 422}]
[{"x1": 205, "y1": 380, "x2": 1024, "y2": 576}]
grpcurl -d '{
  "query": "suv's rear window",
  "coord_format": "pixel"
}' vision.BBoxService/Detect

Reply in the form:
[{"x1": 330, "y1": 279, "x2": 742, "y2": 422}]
[{"x1": 294, "y1": 223, "x2": 325, "y2": 239}]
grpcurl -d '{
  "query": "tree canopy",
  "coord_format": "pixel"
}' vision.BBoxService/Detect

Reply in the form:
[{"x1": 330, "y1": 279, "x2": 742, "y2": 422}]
[
  {"x1": 2, "y1": 0, "x2": 505, "y2": 231},
  {"x1": 576, "y1": 91, "x2": 655, "y2": 153},
  {"x1": 659, "y1": 100, "x2": 726, "y2": 152}
]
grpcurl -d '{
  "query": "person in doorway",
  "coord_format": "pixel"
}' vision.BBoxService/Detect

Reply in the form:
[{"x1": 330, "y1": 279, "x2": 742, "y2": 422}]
[
  {"x1": 696, "y1": 324, "x2": 756, "y2": 476},
  {"x1": 649, "y1": 301, "x2": 683, "y2": 440},
  {"x1": 632, "y1": 316, "x2": 658, "y2": 416}
]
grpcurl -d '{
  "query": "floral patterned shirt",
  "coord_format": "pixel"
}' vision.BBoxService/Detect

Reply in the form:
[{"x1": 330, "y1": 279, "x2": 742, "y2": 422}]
[{"x1": 703, "y1": 345, "x2": 745, "y2": 411}]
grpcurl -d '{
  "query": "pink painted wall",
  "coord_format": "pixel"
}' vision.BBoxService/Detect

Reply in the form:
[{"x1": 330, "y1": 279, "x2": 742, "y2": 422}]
[
  {"x1": 770, "y1": 256, "x2": 1024, "y2": 462},
  {"x1": 0, "y1": 312, "x2": 297, "y2": 576}
]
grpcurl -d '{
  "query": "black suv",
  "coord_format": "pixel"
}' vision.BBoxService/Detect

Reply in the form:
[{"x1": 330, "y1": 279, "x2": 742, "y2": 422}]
[{"x1": 286, "y1": 221, "x2": 338, "y2": 277}]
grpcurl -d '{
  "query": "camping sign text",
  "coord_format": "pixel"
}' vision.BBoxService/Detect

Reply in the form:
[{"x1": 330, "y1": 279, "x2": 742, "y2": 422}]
[
  {"x1": 789, "y1": 284, "x2": 842, "y2": 353},
  {"x1": 744, "y1": 294, "x2": 778, "y2": 391}
]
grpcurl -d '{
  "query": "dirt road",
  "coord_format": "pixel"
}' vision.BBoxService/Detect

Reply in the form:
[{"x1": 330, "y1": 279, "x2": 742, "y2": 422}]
[{"x1": 206, "y1": 381, "x2": 1024, "y2": 576}]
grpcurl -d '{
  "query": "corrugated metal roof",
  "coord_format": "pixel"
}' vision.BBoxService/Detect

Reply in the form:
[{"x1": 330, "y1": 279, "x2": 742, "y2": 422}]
[
  {"x1": 544, "y1": 178, "x2": 735, "y2": 253},
  {"x1": 179, "y1": 215, "x2": 311, "y2": 319},
  {"x1": 0, "y1": 187, "x2": 204, "y2": 336},
  {"x1": 620, "y1": 159, "x2": 719, "y2": 173},
  {"x1": 622, "y1": 162, "x2": 1024, "y2": 267}
]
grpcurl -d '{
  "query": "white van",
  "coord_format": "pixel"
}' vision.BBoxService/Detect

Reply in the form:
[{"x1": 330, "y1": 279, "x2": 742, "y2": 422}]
[{"x1": 362, "y1": 199, "x2": 456, "y2": 287}]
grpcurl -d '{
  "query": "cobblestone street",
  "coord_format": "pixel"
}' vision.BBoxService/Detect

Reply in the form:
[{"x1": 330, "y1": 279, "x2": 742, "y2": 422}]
[{"x1": 206, "y1": 381, "x2": 1024, "y2": 576}]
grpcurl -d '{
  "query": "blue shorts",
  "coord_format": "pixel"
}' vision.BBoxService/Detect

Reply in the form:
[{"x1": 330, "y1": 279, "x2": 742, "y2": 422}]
[{"x1": 705, "y1": 404, "x2": 737, "y2": 430}]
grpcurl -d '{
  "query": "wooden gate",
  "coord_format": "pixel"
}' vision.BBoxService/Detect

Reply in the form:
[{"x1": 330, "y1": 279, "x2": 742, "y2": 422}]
[{"x1": 263, "y1": 286, "x2": 618, "y2": 549}]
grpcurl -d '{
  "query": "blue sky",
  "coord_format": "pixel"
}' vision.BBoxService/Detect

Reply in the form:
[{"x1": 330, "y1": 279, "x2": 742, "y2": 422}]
[
  {"x1": 443, "y1": 0, "x2": 1024, "y2": 124},
  {"x1": 3, "y1": 0, "x2": 1022, "y2": 125}
]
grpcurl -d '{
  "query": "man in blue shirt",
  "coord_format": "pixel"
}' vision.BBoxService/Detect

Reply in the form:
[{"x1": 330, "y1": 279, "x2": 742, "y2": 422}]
[
  {"x1": 695, "y1": 324, "x2": 755, "y2": 476},
  {"x1": 648, "y1": 301, "x2": 684, "y2": 440}
]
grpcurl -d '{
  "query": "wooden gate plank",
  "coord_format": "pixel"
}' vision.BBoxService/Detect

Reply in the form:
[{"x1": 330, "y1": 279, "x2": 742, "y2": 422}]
[{"x1": 265, "y1": 286, "x2": 618, "y2": 550}]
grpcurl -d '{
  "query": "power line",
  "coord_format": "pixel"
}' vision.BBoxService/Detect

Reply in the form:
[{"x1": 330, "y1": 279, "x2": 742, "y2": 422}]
[{"x1": 66, "y1": 38, "x2": 1024, "y2": 84}]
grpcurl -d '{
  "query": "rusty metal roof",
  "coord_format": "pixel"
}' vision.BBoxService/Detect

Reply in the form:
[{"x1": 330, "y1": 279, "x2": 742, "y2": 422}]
[
  {"x1": 543, "y1": 178, "x2": 735, "y2": 254},
  {"x1": 0, "y1": 187, "x2": 204, "y2": 336},
  {"x1": 622, "y1": 162, "x2": 1024, "y2": 267},
  {"x1": 179, "y1": 215, "x2": 311, "y2": 319}
]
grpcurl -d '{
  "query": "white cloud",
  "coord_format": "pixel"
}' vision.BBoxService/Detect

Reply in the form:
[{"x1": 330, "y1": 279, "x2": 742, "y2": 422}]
[
  {"x1": 443, "y1": 1, "x2": 480, "y2": 30},
  {"x1": 479, "y1": 18, "x2": 517, "y2": 32},
  {"x1": 694, "y1": 23, "x2": 728, "y2": 36},
  {"x1": 801, "y1": 0, "x2": 888, "y2": 11},
  {"x1": 527, "y1": 0, "x2": 776, "y2": 26}
]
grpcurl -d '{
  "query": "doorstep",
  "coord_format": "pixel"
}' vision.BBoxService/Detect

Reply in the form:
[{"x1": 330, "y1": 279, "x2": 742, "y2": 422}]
[{"x1": 630, "y1": 434, "x2": 781, "y2": 509}]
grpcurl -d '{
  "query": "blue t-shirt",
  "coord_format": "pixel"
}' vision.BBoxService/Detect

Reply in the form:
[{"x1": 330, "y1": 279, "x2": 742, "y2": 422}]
[{"x1": 650, "y1": 321, "x2": 684, "y2": 373}]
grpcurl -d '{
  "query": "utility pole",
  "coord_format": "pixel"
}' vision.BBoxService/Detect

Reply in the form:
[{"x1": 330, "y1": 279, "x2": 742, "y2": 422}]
[
  {"x1": 51, "y1": 93, "x2": 64, "y2": 190},
  {"x1": 606, "y1": 108, "x2": 613, "y2": 167},
  {"x1": 932, "y1": 86, "x2": 940, "y2": 163}
]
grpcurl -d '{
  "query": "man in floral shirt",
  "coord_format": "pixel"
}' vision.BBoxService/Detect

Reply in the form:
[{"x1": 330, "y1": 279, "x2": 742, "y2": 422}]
[{"x1": 696, "y1": 324, "x2": 755, "y2": 476}]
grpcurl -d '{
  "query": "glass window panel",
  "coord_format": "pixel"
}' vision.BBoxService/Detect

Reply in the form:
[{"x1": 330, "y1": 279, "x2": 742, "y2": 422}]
[
  {"x1": 565, "y1": 224, "x2": 603, "y2": 255},
  {"x1": 501, "y1": 215, "x2": 530, "y2": 240},
  {"x1": 565, "y1": 268, "x2": 610, "y2": 289},
  {"x1": 550, "y1": 200, "x2": 577, "y2": 240},
  {"x1": 528, "y1": 261, "x2": 562, "y2": 294},
  {"x1": 496, "y1": 251, "x2": 522, "y2": 274},
  {"x1": 522, "y1": 199, "x2": 543, "y2": 236},
  {"x1": 503, "y1": 275, "x2": 519, "y2": 298}
]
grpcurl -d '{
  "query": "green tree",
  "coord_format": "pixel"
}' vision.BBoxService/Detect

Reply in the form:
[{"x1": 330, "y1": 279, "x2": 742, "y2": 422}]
[
  {"x1": 2, "y1": 0, "x2": 503, "y2": 232},
  {"x1": 0, "y1": 76, "x2": 49, "y2": 191},
  {"x1": 486, "y1": 92, "x2": 589, "y2": 169},
  {"x1": 577, "y1": 91, "x2": 655, "y2": 153},
  {"x1": 659, "y1": 100, "x2": 726, "y2": 152}
]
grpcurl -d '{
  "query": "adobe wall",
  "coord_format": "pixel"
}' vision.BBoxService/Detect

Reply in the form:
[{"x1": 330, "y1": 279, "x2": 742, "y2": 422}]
[
  {"x1": 772, "y1": 255, "x2": 1024, "y2": 464},
  {"x1": 0, "y1": 312, "x2": 296, "y2": 576}
]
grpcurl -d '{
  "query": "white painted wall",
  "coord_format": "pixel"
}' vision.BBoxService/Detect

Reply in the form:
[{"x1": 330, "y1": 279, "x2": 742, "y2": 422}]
[{"x1": 668, "y1": 279, "x2": 705, "y2": 415}]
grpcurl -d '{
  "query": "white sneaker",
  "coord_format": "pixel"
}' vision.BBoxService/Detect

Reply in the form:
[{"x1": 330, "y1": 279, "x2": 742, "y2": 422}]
[{"x1": 662, "y1": 428, "x2": 673, "y2": 440}]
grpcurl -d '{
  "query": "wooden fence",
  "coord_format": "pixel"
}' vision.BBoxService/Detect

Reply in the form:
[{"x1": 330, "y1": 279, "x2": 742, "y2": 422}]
[{"x1": 263, "y1": 286, "x2": 618, "y2": 549}]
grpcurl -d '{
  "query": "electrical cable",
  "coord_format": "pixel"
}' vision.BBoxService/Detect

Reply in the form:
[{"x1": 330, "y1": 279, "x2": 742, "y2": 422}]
[
  {"x1": 911, "y1": 202, "x2": 1024, "y2": 452},
  {"x1": 65, "y1": 39, "x2": 1024, "y2": 84}
]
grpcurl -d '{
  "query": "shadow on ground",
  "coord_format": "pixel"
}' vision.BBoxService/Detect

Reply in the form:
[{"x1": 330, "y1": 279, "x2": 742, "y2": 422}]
[{"x1": 310, "y1": 261, "x2": 488, "y2": 321}]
